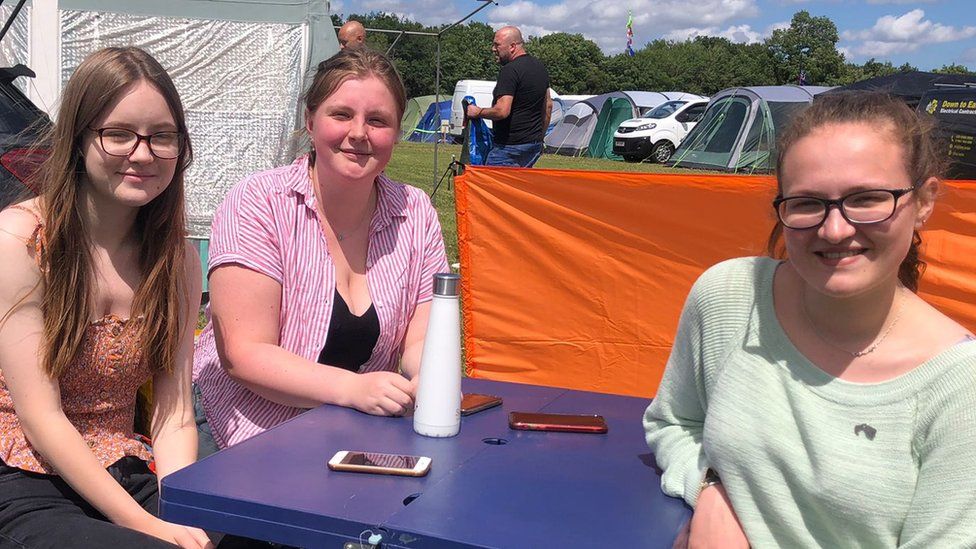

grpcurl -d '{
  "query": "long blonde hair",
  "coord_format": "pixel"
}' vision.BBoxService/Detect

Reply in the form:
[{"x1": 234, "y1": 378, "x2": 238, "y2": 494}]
[{"x1": 33, "y1": 47, "x2": 193, "y2": 377}]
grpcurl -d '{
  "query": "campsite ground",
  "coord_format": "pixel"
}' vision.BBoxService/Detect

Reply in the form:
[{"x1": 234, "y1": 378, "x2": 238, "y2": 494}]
[{"x1": 385, "y1": 142, "x2": 712, "y2": 265}]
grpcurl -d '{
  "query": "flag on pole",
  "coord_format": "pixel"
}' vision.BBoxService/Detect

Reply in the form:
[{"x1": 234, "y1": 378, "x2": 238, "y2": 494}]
[{"x1": 626, "y1": 11, "x2": 635, "y2": 57}]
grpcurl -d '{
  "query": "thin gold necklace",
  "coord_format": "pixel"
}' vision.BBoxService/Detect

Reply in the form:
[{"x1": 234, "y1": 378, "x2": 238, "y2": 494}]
[
  {"x1": 309, "y1": 164, "x2": 374, "y2": 242},
  {"x1": 801, "y1": 288, "x2": 906, "y2": 357}
]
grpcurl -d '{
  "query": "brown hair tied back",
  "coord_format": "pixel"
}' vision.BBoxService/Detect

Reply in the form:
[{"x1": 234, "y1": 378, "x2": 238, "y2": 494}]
[
  {"x1": 767, "y1": 91, "x2": 946, "y2": 292},
  {"x1": 302, "y1": 48, "x2": 407, "y2": 165}
]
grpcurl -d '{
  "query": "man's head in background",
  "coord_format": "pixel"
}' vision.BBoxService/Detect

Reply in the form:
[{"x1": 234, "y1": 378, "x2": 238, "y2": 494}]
[{"x1": 338, "y1": 21, "x2": 366, "y2": 50}]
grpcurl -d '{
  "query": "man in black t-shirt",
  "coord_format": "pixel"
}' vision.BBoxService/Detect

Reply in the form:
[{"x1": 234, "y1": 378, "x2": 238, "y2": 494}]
[{"x1": 465, "y1": 26, "x2": 552, "y2": 167}]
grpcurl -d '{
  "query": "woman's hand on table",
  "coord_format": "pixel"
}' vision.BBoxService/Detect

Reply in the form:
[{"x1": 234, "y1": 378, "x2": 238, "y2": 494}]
[
  {"x1": 346, "y1": 371, "x2": 416, "y2": 416},
  {"x1": 685, "y1": 484, "x2": 749, "y2": 549}
]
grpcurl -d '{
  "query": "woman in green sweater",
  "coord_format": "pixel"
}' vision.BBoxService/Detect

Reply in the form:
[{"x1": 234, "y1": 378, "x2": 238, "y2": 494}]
[{"x1": 645, "y1": 91, "x2": 976, "y2": 548}]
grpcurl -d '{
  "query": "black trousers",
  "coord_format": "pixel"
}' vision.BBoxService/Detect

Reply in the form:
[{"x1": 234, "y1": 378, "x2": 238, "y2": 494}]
[{"x1": 0, "y1": 455, "x2": 177, "y2": 548}]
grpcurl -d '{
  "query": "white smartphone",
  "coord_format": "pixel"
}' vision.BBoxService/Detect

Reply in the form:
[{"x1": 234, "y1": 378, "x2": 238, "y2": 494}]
[{"x1": 328, "y1": 450, "x2": 432, "y2": 477}]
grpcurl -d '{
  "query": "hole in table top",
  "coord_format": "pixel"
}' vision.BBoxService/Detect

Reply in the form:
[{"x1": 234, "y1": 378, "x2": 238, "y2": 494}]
[
  {"x1": 482, "y1": 437, "x2": 508, "y2": 445},
  {"x1": 403, "y1": 493, "x2": 422, "y2": 506}
]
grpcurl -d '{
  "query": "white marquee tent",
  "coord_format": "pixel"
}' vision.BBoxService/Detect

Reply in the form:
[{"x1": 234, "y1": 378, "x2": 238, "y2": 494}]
[{"x1": 1, "y1": 0, "x2": 338, "y2": 237}]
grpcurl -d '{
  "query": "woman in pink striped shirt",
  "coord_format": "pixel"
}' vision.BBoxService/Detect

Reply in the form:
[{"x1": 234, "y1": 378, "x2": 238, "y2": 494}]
[{"x1": 192, "y1": 48, "x2": 449, "y2": 452}]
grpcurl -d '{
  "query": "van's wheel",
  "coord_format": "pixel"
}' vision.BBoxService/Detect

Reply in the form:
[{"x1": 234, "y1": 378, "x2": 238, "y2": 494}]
[{"x1": 651, "y1": 141, "x2": 675, "y2": 163}]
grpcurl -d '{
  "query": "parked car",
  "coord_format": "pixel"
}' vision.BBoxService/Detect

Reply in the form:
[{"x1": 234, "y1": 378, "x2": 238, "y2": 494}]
[
  {"x1": 612, "y1": 99, "x2": 708, "y2": 163},
  {"x1": 0, "y1": 0, "x2": 50, "y2": 210}
]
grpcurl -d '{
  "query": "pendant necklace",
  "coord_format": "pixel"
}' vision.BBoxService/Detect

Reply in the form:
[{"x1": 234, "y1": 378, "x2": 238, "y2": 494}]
[
  {"x1": 309, "y1": 164, "x2": 373, "y2": 242},
  {"x1": 802, "y1": 288, "x2": 905, "y2": 358}
]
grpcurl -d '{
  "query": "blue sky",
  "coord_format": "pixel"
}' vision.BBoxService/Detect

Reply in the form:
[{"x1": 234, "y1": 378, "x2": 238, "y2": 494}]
[{"x1": 330, "y1": 0, "x2": 976, "y2": 71}]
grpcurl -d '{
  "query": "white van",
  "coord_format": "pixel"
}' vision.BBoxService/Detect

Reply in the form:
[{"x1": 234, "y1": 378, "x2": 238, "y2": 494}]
[
  {"x1": 448, "y1": 80, "x2": 561, "y2": 138},
  {"x1": 448, "y1": 80, "x2": 496, "y2": 138},
  {"x1": 613, "y1": 99, "x2": 710, "y2": 163}
]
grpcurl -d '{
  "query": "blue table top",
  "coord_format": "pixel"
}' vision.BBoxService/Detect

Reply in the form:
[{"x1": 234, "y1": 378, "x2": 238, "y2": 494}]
[{"x1": 161, "y1": 378, "x2": 690, "y2": 548}]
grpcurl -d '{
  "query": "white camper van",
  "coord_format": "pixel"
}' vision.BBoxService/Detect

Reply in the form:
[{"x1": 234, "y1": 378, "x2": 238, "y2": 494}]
[
  {"x1": 448, "y1": 80, "x2": 496, "y2": 138},
  {"x1": 612, "y1": 99, "x2": 709, "y2": 163},
  {"x1": 448, "y1": 80, "x2": 561, "y2": 138}
]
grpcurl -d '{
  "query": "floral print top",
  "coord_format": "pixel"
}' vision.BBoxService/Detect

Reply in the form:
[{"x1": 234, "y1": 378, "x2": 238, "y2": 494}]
[{"x1": 0, "y1": 208, "x2": 152, "y2": 473}]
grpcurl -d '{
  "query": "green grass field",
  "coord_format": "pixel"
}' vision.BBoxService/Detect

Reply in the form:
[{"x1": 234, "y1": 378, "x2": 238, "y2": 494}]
[{"x1": 384, "y1": 142, "x2": 710, "y2": 264}]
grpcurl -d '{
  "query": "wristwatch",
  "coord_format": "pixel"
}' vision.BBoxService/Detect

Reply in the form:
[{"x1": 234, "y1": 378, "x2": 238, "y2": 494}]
[{"x1": 698, "y1": 468, "x2": 721, "y2": 497}]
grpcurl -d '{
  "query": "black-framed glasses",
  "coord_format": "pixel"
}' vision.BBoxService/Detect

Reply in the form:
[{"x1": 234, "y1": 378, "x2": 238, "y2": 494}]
[
  {"x1": 90, "y1": 127, "x2": 184, "y2": 160},
  {"x1": 772, "y1": 187, "x2": 916, "y2": 230}
]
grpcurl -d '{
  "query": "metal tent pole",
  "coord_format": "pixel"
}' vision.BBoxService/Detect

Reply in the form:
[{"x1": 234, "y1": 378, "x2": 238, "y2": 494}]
[{"x1": 435, "y1": 35, "x2": 441, "y2": 190}]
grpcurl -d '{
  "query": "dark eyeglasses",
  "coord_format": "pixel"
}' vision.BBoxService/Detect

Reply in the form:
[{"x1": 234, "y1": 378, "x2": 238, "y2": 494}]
[
  {"x1": 90, "y1": 127, "x2": 184, "y2": 160},
  {"x1": 772, "y1": 187, "x2": 916, "y2": 230}
]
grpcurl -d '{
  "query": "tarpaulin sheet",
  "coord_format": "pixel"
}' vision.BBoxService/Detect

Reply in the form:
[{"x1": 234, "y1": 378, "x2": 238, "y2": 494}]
[
  {"x1": 0, "y1": 4, "x2": 31, "y2": 95},
  {"x1": 455, "y1": 166, "x2": 976, "y2": 397},
  {"x1": 60, "y1": 9, "x2": 304, "y2": 238}
]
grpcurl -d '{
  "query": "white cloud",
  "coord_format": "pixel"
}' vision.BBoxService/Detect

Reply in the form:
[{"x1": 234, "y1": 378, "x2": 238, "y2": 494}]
[
  {"x1": 841, "y1": 9, "x2": 976, "y2": 57},
  {"x1": 356, "y1": 0, "x2": 462, "y2": 25},
  {"x1": 514, "y1": 25, "x2": 554, "y2": 40},
  {"x1": 661, "y1": 19, "x2": 788, "y2": 47},
  {"x1": 486, "y1": 0, "x2": 760, "y2": 53},
  {"x1": 665, "y1": 24, "x2": 764, "y2": 44},
  {"x1": 766, "y1": 20, "x2": 791, "y2": 34}
]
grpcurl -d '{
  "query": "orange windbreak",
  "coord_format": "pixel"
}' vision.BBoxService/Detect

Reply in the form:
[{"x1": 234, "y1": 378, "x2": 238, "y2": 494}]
[{"x1": 455, "y1": 166, "x2": 976, "y2": 397}]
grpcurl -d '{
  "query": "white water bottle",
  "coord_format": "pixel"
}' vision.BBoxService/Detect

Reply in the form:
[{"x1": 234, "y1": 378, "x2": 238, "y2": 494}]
[{"x1": 413, "y1": 273, "x2": 462, "y2": 437}]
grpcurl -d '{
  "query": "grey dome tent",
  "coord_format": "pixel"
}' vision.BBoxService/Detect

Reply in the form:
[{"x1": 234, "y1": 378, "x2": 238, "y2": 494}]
[
  {"x1": 547, "y1": 96, "x2": 579, "y2": 135},
  {"x1": 670, "y1": 85, "x2": 833, "y2": 173},
  {"x1": 545, "y1": 92, "x2": 635, "y2": 156}
]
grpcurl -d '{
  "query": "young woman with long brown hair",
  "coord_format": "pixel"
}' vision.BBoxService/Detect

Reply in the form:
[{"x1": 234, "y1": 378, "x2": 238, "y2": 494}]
[{"x1": 0, "y1": 47, "x2": 210, "y2": 547}]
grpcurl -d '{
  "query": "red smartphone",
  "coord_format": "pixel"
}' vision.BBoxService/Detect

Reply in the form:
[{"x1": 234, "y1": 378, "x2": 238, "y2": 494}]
[
  {"x1": 460, "y1": 393, "x2": 503, "y2": 416},
  {"x1": 508, "y1": 412, "x2": 608, "y2": 433}
]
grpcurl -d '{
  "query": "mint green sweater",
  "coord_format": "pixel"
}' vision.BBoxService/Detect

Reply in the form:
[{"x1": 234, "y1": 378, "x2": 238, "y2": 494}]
[{"x1": 644, "y1": 257, "x2": 976, "y2": 548}]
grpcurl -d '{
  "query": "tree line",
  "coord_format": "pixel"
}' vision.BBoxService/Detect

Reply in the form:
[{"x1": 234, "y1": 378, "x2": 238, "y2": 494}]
[{"x1": 332, "y1": 11, "x2": 975, "y2": 99}]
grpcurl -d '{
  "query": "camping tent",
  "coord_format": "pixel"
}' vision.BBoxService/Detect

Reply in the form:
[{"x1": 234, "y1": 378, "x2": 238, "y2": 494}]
[
  {"x1": 0, "y1": 0, "x2": 337, "y2": 238},
  {"x1": 587, "y1": 97, "x2": 635, "y2": 159},
  {"x1": 545, "y1": 91, "x2": 704, "y2": 157},
  {"x1": 407, "y1": 99, "x2": 452, "y2": 142},
  {"x1": 824, "y1": 71, "x2": 976, "y2": 108},
  {"x1": 544, "y1": 92, "x2": 634, "y2": 156},
  {"x1": 401, "y1": 95, "x2": 437, "y2": 140},
  {"x1": 671, "y1": 85, "x2": 833, "y2": 173},
  {"x1": 547, "y1": 96, "x2": 573, "y2": 135},
  {"x1": 919, "y1": 87, "x2": 976, "y2": 179}
]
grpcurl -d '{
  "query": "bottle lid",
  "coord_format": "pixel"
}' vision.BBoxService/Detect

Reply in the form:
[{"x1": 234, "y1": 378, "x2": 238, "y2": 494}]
[{"x1": 432, "y1": 273, "x2": 460, "y2": 297}]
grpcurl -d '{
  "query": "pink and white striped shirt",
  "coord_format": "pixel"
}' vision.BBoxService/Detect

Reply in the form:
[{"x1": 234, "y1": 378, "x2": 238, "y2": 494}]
[{"x1": 192, "y1": 156, "x2": 448, "y2": 449}]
